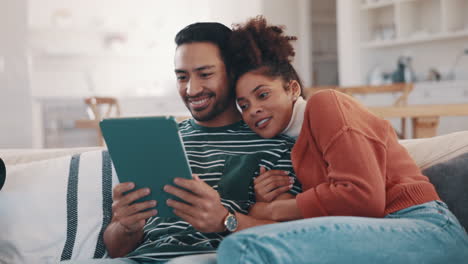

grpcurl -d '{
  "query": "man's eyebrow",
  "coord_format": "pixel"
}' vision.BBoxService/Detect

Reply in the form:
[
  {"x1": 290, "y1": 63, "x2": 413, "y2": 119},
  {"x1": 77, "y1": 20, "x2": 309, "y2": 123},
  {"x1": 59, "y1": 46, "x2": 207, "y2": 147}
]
[
  {"x1": 194, "y1": 65, "x2": 215, "y2": 72},
  {"x1": 174, "y1": 69, "x2": 186, "y2": 74}
]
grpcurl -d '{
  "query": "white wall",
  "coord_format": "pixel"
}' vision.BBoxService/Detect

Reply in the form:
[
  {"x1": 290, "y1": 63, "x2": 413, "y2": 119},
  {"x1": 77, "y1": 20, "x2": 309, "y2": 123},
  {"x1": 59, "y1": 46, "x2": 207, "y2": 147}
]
[
  {"x1": 337, "y1": 0, "x2": 362, "y2": 86},
  {"x1": 28, "y1": 0, "x2": 313, "y2": 99},
  {"x1": 261, "y1": 0, "x2": 313, "y2": 87},
  {"x1": 0, "y1": 0, "x2": 34, "y2": 148},
  {"x1": 28, "y1": 0, "x2": 216, "y2": 99},
  {"x1": 1, "y1": 0, "x2": 317, "y2": 148}
]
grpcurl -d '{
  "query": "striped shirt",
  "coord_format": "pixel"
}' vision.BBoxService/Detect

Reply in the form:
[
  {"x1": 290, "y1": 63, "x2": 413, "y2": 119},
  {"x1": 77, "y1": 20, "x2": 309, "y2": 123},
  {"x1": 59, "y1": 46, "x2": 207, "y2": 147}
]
[{"x1": 126, "y1": 119, "x2": 301, "y2": 262}]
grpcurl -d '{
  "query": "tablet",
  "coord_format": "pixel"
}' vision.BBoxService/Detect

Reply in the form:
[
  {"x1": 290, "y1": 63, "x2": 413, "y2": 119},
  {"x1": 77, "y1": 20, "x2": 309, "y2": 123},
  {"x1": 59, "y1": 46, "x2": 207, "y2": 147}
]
[{"x1": 100, "y1": 116, "x2": 192, "y2": 218}]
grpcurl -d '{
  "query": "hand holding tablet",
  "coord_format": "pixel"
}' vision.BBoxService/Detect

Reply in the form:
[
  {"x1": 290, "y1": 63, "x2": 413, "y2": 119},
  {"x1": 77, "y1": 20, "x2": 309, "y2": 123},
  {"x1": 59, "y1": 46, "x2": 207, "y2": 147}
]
[{"x1": 100, "y1": 116, "x2": 192, "y2": 218}]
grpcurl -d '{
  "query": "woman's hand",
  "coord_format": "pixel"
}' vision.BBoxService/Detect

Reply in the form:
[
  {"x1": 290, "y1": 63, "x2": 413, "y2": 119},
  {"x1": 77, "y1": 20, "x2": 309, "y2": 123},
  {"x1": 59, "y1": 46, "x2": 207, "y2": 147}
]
[
  {"x1": 249, "y1": 199, "x2": 303, "y2": 222},
  {"x1": 248, "y1": 202, "x2": 273, "y2": 220},
  {"x1": 254, "y1": 166, "x2": 294, "y2": 202}
]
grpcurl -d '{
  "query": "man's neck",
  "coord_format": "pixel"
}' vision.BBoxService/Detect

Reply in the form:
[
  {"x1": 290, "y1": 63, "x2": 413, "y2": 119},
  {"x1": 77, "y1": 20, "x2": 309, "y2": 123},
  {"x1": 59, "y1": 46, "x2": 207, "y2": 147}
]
[{"x1": 194, "y1": 107, "x2": 242, "y2": 128}]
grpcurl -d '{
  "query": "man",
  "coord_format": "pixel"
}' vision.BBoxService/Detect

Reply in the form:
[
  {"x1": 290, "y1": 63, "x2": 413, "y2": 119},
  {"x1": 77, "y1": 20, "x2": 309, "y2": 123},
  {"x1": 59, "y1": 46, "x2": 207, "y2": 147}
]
[{"x1": 81, "y1": 22, "x2": 300, "y2": 263}]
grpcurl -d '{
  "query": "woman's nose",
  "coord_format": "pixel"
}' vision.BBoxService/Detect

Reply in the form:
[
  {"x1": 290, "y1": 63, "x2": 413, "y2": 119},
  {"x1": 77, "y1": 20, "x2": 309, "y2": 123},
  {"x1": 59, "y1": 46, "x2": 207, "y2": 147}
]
[{"x1": 249, "y1": 103, "x2": 263, "y2": 117}]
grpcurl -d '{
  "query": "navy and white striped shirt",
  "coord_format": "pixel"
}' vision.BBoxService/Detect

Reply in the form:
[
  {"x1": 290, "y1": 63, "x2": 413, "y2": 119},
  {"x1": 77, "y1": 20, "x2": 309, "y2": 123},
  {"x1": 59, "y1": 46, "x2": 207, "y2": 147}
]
[{"x1": 127, "y1": 119, "x2": 301, "y2": 262}]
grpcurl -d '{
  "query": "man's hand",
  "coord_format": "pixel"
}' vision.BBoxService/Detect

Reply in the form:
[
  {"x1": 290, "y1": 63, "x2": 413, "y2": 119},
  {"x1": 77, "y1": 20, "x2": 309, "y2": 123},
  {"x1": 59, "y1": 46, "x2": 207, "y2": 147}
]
[
  {"x1": 254, "y1": 166, "x2": 294, "y2": 202},
  {"x1": 104, "y1": 182, "x2": 157, "y2": 257},
  {"x1": 164, "y1": 175, "x2": 229, "y2": 233},
  {"x1": 111, "y1": 182, "x2": 158, "y2": 233}
]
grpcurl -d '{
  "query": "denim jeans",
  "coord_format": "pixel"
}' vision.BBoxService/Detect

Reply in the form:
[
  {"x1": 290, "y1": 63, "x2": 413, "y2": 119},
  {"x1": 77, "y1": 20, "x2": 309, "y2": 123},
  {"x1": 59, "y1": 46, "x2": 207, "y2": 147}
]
[{"x1": 217, "y1": 201, "x2": 468, "y2": 264}]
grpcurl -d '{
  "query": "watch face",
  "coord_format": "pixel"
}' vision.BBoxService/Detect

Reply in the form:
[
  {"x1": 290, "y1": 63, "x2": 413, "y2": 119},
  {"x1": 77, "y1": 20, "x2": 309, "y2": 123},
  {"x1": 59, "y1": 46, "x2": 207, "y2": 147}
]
[{"x1": 225, "y1": 214, "x2": 238, "y2": 232}]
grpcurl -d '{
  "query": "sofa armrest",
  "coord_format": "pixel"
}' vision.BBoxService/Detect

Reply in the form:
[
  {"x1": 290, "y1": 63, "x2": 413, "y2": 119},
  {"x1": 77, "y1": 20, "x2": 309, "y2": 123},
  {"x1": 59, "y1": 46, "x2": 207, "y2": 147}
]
[{"x1": 399, "y1": 131, "x2": 468, "y2": 170}]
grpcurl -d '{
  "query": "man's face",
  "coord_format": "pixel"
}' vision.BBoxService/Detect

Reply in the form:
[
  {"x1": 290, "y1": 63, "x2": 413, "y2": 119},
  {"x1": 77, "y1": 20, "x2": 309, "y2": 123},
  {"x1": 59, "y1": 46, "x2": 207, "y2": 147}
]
[{"x1": 174, "y1": 42, "x2": 232, "y2": 122}]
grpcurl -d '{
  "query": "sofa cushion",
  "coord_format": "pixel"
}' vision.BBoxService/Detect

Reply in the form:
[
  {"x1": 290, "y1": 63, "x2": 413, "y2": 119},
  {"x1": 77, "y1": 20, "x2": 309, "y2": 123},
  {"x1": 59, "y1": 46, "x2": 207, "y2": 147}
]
[
  {"x1": 0, "y1": 147, "x2": 102, "y2": 166},
  {"x1": 0, "y1": 131, "x2": 467, "y2": 263},
  {"x1": 399, "y1": 131, "x2": 468, "y2": 170},
  {"x1": 0, "y1": 150, "x2": 117, "y2": 263},
  {"x1": 398, "y1": 131, "x2": 468, "y2": 231},
  {"x1": 422, "y1": 152, "x2": 468, "y2": 231}
]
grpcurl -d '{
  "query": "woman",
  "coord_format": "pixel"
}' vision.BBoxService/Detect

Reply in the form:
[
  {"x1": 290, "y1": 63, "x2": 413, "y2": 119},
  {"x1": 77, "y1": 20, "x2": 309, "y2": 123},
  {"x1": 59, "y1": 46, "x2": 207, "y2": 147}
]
[{"x1": 216, "y1": 16, "x2": 468, "y2": 264}]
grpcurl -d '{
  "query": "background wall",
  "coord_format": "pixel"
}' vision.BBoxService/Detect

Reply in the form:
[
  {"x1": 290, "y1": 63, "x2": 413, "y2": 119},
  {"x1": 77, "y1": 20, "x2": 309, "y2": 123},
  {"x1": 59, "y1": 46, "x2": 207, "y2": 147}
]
[
  {"x1": 1, "y1": 0, "x2": 316, "y2": 148},
  {"x1": 0, "y1": 0, "x2": 34, "y2": 148},
  {"x1": 3, "y1": 0, "x2": 466, "y2": 148}
]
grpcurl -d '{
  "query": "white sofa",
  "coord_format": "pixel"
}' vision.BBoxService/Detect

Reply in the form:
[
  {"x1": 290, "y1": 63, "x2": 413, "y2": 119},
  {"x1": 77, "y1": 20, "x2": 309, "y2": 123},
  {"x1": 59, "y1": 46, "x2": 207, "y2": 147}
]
[{"x1": 1, "y1": 131, "x2": 468, "y2": 264}]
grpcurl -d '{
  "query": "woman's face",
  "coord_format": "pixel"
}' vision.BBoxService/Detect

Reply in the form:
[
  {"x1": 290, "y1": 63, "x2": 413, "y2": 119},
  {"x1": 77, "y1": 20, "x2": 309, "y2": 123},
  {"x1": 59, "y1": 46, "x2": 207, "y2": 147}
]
[{"x1": 236, "y1": 71, "x2": 300, "y2": 138}]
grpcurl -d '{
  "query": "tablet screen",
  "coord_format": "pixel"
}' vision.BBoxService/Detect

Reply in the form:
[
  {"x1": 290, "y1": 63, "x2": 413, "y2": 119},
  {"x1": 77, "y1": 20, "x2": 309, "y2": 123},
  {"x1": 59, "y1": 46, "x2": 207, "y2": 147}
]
[{"x1": 100, "y1": 116, "x2": 192, "y2": 218}]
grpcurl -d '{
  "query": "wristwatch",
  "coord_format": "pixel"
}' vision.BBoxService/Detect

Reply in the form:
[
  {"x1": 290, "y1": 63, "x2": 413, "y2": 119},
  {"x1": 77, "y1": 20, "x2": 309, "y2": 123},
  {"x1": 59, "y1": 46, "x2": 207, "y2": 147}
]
[{"x1": 223, "y1": 210, "x2": 238, "y2": 232}]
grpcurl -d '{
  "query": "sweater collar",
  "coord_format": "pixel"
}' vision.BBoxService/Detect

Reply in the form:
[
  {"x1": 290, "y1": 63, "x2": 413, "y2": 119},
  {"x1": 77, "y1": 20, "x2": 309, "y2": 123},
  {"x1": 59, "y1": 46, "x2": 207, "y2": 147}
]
[{"x1": 282, "y1": 97, "x2": 306, "y2": 139}]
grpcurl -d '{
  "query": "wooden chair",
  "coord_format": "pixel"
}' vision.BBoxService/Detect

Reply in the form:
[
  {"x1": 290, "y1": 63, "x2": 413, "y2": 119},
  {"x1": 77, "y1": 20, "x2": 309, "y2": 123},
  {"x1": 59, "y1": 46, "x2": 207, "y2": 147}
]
[
  {"x1": 303, "y1": 85, "x2": 338, "y2": 99},
  {"x1": 304, "y1": 83, "x2": 413, "y2": 139},
  {"x1": 75, "y1": 97, "x2": 121, "y2": 146},
  {"x1": 174, "y1": 116, "x2": 191, "y2": 122}
]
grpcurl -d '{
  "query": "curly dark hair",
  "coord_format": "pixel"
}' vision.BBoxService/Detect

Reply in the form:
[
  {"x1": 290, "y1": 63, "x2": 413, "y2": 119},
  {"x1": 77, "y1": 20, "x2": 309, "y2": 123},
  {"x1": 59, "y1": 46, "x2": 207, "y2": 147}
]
[{"x1": 229, "y1": 16, "x2": 303, "y2": 94}]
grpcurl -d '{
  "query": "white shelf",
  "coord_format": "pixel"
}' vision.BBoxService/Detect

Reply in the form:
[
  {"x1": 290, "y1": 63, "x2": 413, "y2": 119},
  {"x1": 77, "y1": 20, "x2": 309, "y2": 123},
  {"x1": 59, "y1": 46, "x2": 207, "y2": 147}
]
[
  {"x1": 362, "y1": 29, "x2": 468, "y2": 48},
  {"x1": 361, "y1": 0, "x2": 435, "y2": 10},
  {"x1": 361, "y1": 0, "x2": 468, "y2": 48},
  {"x1": 361, "y1": 0, "x2": 395, "y2": 10}
]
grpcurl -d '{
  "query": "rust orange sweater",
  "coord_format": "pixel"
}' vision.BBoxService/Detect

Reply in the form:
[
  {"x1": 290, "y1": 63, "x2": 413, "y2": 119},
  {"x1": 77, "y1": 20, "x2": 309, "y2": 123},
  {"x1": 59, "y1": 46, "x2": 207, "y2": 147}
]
[{"x1": 292, "y1": 90, "x2": 440, "y2": 218}]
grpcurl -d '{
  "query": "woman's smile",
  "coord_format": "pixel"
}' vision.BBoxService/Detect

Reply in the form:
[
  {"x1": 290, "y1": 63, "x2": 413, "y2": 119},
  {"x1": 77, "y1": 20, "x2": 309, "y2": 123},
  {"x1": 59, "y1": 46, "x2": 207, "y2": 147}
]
[{"x1": 255, "y1": 117, "x2": 272, "y2": 129}]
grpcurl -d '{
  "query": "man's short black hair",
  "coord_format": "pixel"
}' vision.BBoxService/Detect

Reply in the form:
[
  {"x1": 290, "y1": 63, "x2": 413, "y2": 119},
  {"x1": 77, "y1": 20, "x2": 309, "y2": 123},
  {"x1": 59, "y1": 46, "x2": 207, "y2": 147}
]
[{"x1": 175, "y1": 22, "x2": 232, "y2": 72}]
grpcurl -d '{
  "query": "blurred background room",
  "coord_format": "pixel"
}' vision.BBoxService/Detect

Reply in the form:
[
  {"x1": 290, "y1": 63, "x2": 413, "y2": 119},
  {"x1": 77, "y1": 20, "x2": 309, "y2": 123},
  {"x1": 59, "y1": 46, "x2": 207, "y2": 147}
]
[{"x1": 1, "y1": 0, "x2": 467, "y2": 149}]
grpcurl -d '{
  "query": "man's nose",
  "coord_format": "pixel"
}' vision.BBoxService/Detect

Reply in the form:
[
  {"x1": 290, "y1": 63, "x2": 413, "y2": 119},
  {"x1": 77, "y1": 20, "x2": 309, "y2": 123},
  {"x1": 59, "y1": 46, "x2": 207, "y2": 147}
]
[{"x1": 186, "y1": 78, "x2": 203, "y2": 96}]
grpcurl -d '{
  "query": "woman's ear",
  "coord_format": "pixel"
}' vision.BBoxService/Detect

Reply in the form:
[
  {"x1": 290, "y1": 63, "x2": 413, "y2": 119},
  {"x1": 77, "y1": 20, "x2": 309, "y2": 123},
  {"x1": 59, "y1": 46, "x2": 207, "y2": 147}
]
[{"x1": 290, "y1": 80, "x2": 302, "y2": 102}]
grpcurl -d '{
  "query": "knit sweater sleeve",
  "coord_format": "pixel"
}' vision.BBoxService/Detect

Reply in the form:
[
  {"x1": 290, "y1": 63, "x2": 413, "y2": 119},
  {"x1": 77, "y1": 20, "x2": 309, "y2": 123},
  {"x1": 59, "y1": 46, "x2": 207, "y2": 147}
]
[{"x1": 295, "y1": 91, "x2": 388, "y2": 218}]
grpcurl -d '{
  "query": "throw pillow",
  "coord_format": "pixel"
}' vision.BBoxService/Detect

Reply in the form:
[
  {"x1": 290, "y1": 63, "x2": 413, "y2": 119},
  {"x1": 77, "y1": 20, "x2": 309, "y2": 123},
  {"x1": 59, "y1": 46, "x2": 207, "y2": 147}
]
[
  {"x1": 422, "y1": 152, "x2": 468, "y2": 231},
  {"x1": 0, "y1": 150, "x2": 116, "y2": 263}
]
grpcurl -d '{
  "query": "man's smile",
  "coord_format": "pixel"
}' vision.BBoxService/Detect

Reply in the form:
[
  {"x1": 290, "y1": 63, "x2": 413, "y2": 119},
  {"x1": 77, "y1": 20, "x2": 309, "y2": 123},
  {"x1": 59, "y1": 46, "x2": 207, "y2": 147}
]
[{"x1": 188, "y1": 95, "x2": 213, "y2": 111}]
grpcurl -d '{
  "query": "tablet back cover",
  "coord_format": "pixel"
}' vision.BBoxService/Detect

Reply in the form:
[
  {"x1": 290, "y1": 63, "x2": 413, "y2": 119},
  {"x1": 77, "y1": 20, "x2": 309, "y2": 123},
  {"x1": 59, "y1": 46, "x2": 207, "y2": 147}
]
[{"x1": 100, "y1": 116, "x2": 192, "y2": 218}]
